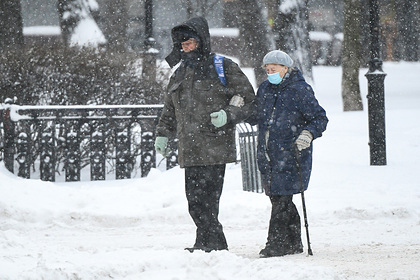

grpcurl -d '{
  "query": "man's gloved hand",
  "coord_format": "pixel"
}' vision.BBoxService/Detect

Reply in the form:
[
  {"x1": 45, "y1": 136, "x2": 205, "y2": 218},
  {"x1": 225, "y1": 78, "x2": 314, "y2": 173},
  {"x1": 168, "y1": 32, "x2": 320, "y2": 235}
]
[
  {"x1": 210, "y1": 109, "x2": 227, "y2": 128},
  {"x1": 295, "y1": 130, "x2": 313, "y2": 151},
  {"x1": 155, "y1": 136, "x2": 169, "y2": 156}
]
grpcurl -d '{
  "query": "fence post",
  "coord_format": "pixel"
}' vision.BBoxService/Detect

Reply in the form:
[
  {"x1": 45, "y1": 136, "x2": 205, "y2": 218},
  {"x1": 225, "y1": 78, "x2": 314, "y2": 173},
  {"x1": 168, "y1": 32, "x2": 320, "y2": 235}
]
[
  {"x1": 166, "y1": 139, "x2": 178, "y2": 170},
  {"x1": 115, "y1": 122, "x2": 132, "y2": 179},
  {"x1": 65, "y1": 120, "x2": 81, "y2": 182},
  {"x1": 16, "y1": 124, "x2": 31, "y2": 179},
  {"x1": 40, "y1": 121, "x2": 56, "y2": 182},
  {"x1": 90, "y1": 121, "x2": 106, "y2": 181},
  {"x1": 3, "y1": 106, "x2": 15, "y2": 173},
  {"x1": 140, "y1": 131, "x2": 154, "y2": 177}
]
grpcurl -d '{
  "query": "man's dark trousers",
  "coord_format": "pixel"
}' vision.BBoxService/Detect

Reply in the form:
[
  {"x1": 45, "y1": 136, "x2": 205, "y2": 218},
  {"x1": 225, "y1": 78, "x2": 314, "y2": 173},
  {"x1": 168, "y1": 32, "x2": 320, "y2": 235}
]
[{"x1": 185, "y1": 164, "x2": 228, "y2": 251}]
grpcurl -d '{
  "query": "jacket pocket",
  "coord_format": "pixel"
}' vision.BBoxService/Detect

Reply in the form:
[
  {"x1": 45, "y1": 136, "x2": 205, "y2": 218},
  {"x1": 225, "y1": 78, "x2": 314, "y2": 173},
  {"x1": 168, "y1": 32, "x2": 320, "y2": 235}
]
[
  {"x1": 199, "y1": 127, "x2": 228, "y2": 137},
  {"x1": 194, "y1": 80, "x2": 226, "y2": 105}
]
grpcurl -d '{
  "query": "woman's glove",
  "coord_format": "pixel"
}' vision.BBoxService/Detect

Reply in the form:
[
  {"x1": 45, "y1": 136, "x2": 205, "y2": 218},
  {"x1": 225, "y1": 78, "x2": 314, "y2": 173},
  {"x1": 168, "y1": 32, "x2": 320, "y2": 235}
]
[
  {"x1": 210, "y1": 109, "x2": 227, "y2": 128},
  {"x1": 295, "y1": 130, "x2": 313, "y2": 151},
  {"x1": 154, "y1": 136, "x2": 169, "y2": 156}
]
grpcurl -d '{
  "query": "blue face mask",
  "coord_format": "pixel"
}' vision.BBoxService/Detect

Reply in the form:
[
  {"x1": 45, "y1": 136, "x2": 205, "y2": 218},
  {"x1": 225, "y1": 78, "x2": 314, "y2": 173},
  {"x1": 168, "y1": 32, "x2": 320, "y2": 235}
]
[{"x1": 267, "y1": 72, "x2": 282, "y2": 85}]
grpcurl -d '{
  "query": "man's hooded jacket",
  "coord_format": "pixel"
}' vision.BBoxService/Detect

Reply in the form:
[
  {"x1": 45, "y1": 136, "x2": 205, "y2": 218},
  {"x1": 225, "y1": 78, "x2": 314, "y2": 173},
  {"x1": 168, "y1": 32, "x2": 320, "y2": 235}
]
[{"x1": 156, "y1": 17, "x2": 256, "y2": 168}]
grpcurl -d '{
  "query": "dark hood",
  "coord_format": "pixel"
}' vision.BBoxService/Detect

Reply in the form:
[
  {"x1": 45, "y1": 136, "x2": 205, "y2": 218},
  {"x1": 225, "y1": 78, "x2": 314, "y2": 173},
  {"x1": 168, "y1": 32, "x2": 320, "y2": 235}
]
[{"x1": 165, "y1": 17, "x2": 211, "y2": 68}]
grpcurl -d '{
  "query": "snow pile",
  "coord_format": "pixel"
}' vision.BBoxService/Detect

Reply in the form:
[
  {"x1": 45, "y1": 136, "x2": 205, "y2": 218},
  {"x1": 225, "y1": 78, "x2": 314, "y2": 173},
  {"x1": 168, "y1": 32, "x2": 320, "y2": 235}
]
[
  {"x1": 1, "y1": 62, "x2": 420, "y2": 280},
  {"x1": 70, "y1": 17, "x2": 106, "y2": 47},
  {"x1": 67, "y1": 0, "x2": 106, "y2": 47},
  {"x1": 23, "y1": 26, "x2": 61, "y2": 36},
  {"x1": 209, "y1": 28, "x2": 240, "y2": 37}
]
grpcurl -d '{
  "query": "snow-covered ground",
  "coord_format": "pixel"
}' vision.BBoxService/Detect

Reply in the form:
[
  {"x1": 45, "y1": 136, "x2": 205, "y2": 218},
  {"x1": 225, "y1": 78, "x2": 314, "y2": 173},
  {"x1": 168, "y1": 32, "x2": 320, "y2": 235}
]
[{"x1": 1, "y1": 62, "x2": 419, "y2": 280}]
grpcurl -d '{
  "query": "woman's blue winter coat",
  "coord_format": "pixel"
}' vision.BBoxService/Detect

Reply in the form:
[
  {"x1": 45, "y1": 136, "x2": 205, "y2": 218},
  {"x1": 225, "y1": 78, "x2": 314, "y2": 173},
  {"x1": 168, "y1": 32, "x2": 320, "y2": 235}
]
[{"x1": 250, "y1": 69, "x2": 328, "y2": 196}]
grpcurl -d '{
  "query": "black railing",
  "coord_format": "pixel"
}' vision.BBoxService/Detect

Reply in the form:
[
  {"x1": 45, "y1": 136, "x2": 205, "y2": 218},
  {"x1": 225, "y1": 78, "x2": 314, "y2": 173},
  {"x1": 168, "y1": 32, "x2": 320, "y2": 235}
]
[
  {"x1": 237, "y1": 123, "x2": 262, "y2": 193},
  {"x1": 1, "y1": 104, "x2": 262, "y2": 193},
  {"x1": 0, "y1": 104, "x2": 178, "y2": 181}
]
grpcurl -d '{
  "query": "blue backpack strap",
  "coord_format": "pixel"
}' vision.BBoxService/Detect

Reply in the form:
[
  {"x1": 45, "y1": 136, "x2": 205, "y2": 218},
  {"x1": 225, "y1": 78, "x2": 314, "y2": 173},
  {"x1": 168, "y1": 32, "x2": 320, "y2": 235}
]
[{"x1": 213, "y1": 54, "x2": 227, "y2": 87}]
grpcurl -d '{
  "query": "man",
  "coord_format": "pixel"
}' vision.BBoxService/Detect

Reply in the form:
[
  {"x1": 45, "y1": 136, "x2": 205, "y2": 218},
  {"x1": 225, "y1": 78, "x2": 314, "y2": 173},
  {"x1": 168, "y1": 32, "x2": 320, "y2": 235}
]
[{"x1": 154, "y1": 17, "x2": 255, "y2": 252}]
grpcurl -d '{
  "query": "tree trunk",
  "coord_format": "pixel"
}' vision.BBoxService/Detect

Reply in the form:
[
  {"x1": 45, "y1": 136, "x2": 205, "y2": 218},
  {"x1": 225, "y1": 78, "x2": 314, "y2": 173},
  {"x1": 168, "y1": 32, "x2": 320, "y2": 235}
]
[
  {"x1": 358, "y1": 0, "x2": 370, "y2": 67},
  {"x1": 341, "y1": 0, "x2": 363, "y2": 111},
  {"x1": 275, "y1": 0, "x2": 313, "y2": 83},
  {"x1": 101, "y1": 0, "x2": 128, "y2": 51},
  {"x1": 186, "y1": 0, "x2": 193, "y2": 18},
  {"x1": 223, "y1": 0, "x2": 239, "y2": 27},
  {"x1": 394, "y1": 0, "x2": 419, "y2": 61},
  {"x1": 0, "y1": 0, "x2": 24, "y2": 50},
  {"x1": 57, "y1": 0, "x2": 76, "y2": 45},
  {"x1": 237, "y1": 0, "x2": 271, "y2": 85},
  {"x1": 182, "y1": 0, "x2": 218, "y2": 19}
]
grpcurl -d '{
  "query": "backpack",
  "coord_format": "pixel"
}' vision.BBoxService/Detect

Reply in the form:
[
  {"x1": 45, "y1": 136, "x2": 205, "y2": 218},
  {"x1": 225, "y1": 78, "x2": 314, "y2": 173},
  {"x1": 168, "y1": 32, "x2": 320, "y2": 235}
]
[
  {"x1": 213, "y1": 54, "x2": 245, "y2": 107},
  {"x1": 213, "y1": 54, "x2": 227, "y2": 87}
]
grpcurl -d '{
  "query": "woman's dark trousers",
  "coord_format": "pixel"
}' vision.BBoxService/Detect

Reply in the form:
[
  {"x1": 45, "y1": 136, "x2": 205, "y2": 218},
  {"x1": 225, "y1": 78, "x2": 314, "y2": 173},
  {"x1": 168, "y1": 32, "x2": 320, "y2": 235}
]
[
  {"x1": 185, "y1": 164, "x2": 228, "y2": 251},
  {"x1": 263, "y1": 195, "x2": 303, "y2": 256}
]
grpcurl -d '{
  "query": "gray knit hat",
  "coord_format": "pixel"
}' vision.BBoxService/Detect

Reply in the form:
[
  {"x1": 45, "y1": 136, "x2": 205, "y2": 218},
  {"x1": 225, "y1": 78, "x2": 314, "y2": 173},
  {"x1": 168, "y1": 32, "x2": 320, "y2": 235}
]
[{"x1": 263, "y1": 50, "x2": 294, "y2": 67}]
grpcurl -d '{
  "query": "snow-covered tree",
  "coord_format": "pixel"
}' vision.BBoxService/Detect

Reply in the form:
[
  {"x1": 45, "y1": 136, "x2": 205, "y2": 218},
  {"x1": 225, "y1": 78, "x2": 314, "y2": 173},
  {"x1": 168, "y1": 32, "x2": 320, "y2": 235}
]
[
  {"x1": 341, "y1": 0, "x2": 363, "y2": 111},
  {"x1": 237, "y1": 0, "x2": 273, "y2": 85},
  {"x1": 0, "y1": 0, "x2": 24, "y2": 50},
  {"x1": 274, "y1": 0, "x2": 312, "y2": 82},
  {"x1": 57, "y1": 0, "x2": 106, "y2": 48}
]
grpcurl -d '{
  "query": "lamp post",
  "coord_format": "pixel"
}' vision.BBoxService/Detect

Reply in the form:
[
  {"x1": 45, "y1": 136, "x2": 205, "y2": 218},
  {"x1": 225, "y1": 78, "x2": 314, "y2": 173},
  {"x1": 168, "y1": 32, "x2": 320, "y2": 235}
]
[
  {"x1": 144, "y1": 0, "x2": 153, "y2": 43},
  {"x1": 142, "y1": 0, "x2": 157, "y2": 82},
  {"x1": 365, "y1": 0, "x2": 387, "y2": 165}
]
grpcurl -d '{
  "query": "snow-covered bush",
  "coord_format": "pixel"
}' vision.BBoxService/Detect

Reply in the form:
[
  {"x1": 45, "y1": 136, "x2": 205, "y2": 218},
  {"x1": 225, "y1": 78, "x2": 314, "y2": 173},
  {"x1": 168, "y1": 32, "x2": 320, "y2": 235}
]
[
  {"x1": 0, "y1": 46, "x2": 167, "y2": 106},
  {"x1": 0, "y1": 46, "x2": 170, "y2": 175}
]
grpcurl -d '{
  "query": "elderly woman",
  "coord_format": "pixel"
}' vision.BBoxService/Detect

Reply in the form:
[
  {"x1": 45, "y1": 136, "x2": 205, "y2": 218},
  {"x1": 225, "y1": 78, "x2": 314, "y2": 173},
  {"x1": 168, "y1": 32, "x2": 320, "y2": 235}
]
[{"x1": 249, "y1": 50, "x2": 328, "y2": 257}]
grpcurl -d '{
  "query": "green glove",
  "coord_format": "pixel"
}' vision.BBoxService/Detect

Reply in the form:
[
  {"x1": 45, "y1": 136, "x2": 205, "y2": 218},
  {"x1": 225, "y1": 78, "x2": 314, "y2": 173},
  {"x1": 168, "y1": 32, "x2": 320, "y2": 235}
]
[
  {"x1": 155, "y1": 136, "x2": 169, "y2": 156},
  {"x1": 210, "y1": 109, "x2": 227, "y2": 128}
]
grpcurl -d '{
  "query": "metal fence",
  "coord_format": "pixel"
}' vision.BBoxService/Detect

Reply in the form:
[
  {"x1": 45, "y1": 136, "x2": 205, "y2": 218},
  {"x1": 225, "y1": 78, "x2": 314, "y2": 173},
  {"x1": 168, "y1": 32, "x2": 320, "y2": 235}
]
[
  {"x1": 1, "y1": 104, "x2": 261, "y2": 193},
  {"x1": 0, "y1": 104, "x2": 178, "y2": 181},
  {"x1": 237, "y1": 123, "x2": 263, "y2": 193}
]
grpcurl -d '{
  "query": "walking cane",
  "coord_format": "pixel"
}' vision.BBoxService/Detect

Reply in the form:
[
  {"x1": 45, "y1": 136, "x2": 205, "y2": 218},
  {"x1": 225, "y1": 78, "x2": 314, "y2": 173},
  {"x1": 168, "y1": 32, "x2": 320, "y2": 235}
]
[{"x1": 295, "y1": 146, "x2": 313, "y2": 256}]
